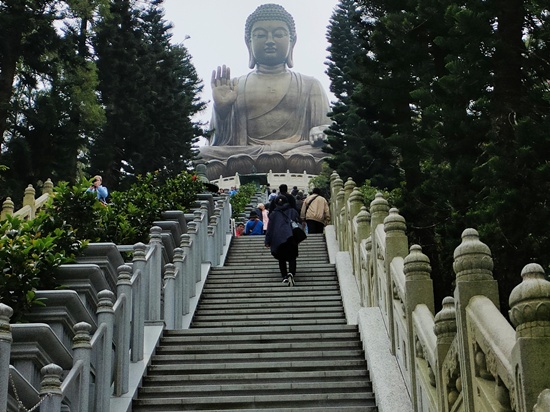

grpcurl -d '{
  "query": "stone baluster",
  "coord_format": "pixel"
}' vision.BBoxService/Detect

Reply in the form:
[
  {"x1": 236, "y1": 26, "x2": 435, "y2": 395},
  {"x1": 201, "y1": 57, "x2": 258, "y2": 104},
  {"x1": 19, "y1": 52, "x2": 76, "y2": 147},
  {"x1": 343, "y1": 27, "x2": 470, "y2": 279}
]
[
  {"x1": 452, "y1": 228, "x2": 498, "y2": 412},
  {"x1": 131, "y1": 246, "x2": 146, "y2": 362},
  {"x1": 1, "y1": 197, "x2": 14, "y2": 220},
  {"x1": 42, "y1": 178, "x2": 54, "y2": 195},
  {"x1": 434, "y1": 297, "x2": 458, "y2": 411},
  {"x1": 355, "y1": 206, "x2": 371, "y2": 305},
  {"x1": 148, "y1": 226, "x2": 163, "y2": 321},
  {"x1": 335, "y1": 188, "x2": 345, "y2": 249},
  {"x1": 509, "y1": 263, "x2": 550, "y2": 411},
  {"x1": 365, "y1": 235, "x2": 374, "y2": 306},
  {"x1": 330, "y1": 173, "x2": 343, "y2": 233},
  {"x1": 23, "y1": 185, "x2": 36, "y2": 219},
  {"x1": 72, "y1": 322, "x2": 92, "y2": 412},
  {"x1": 187, "y1": 222, "x2": 201, "y2": 284},
  {"x1": 39, "y1": 364, "x2": 63, "y2": 411},
  {"x1": 370, "y1": 193, "x2": 390, "y2": 229},
  {"x1": 181, "y1": 233, "x2": 196, "y2": 299},
  {"x1": 95, "y1": 290, "x2": 114, "y2": 412},
  {"x1": 403, "y1": 244, "x2": 434, "y2": 407},
  {"x1": 348, "y1": 188, "x2": 364, "y2": 267},
  {"x1": 342, "y1": 178, "x2": 356, "y2": 250},
  {"x1": 173, "y1": 248, "x2": 189, "y2": 315},
  {"x1": 0, "y1": 304, "x2": 13, "y2": 411},
  {"x1": 115, "y1": 265, "x2": 132, "y2": 391},
  {"x1": 163, "y1": 263, "x2": 177, "y2": 329}
]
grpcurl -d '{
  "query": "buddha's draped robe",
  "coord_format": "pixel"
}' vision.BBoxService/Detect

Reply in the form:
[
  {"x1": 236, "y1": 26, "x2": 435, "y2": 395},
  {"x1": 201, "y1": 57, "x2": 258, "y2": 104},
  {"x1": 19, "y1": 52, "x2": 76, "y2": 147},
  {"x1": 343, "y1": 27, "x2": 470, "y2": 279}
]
[{"x1": 200, "y1": 71, "x2": 330, "y2": 161}]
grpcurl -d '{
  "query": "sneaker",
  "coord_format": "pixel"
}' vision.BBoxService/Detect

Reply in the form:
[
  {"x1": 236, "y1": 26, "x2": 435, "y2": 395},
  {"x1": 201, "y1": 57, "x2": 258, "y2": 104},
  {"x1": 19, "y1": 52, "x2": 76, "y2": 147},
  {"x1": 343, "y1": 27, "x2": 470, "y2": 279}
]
[
  {"x1": 287, "y1": 273, "x2": 295, "y2": 287},
  {"x1": 282, "y1": 277, "x2": 289, "y2": 284}
]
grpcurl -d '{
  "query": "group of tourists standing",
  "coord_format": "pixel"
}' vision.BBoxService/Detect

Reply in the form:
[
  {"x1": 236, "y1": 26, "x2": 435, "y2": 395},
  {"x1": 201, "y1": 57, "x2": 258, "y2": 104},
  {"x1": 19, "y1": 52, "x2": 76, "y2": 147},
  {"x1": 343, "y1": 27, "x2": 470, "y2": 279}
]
[{"x1": 237, "y1": 183, "x2": 330, "y2": 287}]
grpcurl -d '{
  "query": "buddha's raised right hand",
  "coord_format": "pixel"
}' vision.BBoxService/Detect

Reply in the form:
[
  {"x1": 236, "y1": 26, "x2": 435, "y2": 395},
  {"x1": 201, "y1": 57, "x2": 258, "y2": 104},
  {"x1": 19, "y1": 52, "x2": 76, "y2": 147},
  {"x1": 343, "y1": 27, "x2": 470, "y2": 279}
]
[{"x1": 212, "y1": 65, "x2": 238, "y2": 118}]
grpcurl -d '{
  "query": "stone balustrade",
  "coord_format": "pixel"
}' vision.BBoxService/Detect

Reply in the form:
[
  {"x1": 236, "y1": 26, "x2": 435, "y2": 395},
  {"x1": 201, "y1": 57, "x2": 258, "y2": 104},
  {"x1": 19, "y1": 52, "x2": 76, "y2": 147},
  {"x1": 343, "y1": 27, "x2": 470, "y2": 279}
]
[
  {"x1": 0, "y1": 191, "x2": 232, "y2": 412},
  {"x1": 1, "y1": 178, "x2": 54, "y2": 220},
  {"x1": 329, "y1": 171, "x2": 550, "y2": 412}
]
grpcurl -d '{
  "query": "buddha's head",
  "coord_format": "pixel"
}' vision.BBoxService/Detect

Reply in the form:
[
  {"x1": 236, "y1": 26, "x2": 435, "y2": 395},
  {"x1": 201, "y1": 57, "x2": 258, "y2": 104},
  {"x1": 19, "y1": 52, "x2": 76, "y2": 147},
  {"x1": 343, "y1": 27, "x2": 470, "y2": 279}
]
[{"x1": 245, "y1": 4, "x2": 297, "y2": 69}]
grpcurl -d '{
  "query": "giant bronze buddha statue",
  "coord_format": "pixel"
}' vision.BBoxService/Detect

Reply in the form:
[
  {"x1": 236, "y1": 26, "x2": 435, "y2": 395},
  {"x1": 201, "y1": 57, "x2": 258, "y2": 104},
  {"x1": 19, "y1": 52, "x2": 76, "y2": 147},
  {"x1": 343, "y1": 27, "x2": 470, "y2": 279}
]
[{"x1": 198, "y1": 3, "x2": 331, "y2": 179}]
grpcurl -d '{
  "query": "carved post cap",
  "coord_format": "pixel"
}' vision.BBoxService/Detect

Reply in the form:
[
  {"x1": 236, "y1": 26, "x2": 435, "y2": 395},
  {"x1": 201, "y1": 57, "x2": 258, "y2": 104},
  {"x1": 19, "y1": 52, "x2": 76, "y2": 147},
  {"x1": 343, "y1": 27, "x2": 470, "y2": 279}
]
[
  {"x1": 40, "y1": 364, "x2": 63, "y2": 395},
  {"x1": 509, "y1": 263, "x2": 550, "y2": 336},
  {"x1": 164, "y1": 263, "x2": 176, "y2": 280},
  {"x1": 42, "y1": 178, "x2": 54, "y2": 194},
  {"x1": 349, "y1": 187, "x2": 363, "y2": 204},
  {"x1": 133, "y1": 242, "x2": 147, "y2": 261},
  {"x1": 0, "y1": 303, "x2": 13, "y2": 320},
  {"x1": 344, "y1": 177, "x2": 356, "y2": 191},
  {"x1": 434, "y1": 296, "x2": 457, "y2": 338},
  {"x1": 370, "y1": 193, "x2": 390, "y2": 215},
  {"x1": 2, "y1": 197, "x2": 14, "y2": 214},
  {"x1": 404, "y1": 244, "x2": 432, "y2": 280},
  {"x1": 0, "y1": 303, "x2": 13, "y2": 343},
  {"x1": 357, "y1": 206, "x2": 371, "y2": 224},
  {"x1": 117, "y1": 264, "x2": 132, "y2": 282},
  {"x1": 72, "y1": 322, "x2": 92, "y2": 349},
  {"x1": 384, "y1": 208, "x2": 406, "y2": 234},
  {"x1": 149, "y1": 226, "x2": 163, "y2": 241},
  {"x1": 173, "y1": 247, "x2": 184, "y2": 261},
  {"x1": 336, "y1": 188, "x2": 344, "y2": 201},
  {"x1": 97, "y1": 290, "x2": 115, "y2": 314},
  {"x1": 24, "y1": 184, "x2": 36, "y2": 197},
  {"x1": 453, "y1": 228, "x2": 494, "y2": 282}
]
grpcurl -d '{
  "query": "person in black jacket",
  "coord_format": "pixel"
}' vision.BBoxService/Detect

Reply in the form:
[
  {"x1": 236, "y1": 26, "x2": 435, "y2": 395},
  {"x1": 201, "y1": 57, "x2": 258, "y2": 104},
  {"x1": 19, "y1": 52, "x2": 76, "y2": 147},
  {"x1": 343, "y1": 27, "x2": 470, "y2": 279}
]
[
  {"x1": 265, "y1": 195, "x2": 300, "y2": 286},
  {"x1": 268, "y1": 184, "x2": 296, "y2": 214}
]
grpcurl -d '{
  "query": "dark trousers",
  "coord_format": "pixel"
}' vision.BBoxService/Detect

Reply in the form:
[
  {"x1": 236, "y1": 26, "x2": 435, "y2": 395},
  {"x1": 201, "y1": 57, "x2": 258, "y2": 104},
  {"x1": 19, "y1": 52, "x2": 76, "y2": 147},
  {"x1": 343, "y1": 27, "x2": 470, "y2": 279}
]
[
  {"x1": 306, "y1": 219, "x2": 325, "y2": 234},
  {"x1": 278, "y1": 259, "x2": 297, "y2": 278}
]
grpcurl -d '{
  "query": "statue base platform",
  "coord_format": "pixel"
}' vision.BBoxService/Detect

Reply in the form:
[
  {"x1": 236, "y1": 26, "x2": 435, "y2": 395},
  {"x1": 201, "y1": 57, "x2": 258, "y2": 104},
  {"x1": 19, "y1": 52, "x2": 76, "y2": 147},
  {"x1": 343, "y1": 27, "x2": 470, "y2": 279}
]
[{"x1": 198, "y1": 152, "x2": 325, "y2": 181}]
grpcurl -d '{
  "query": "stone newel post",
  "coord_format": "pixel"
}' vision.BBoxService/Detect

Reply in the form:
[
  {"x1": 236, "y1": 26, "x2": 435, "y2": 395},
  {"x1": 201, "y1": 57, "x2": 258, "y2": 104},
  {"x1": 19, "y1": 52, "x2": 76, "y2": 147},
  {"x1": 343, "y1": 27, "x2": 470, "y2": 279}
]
[
  {"x1": 403, "y1": 244, "x2": 434, "y2": 407},
  {"x1": 433, "y1": 297, "x2": 458, "y2": 411},
  {"x1": 509, "y1": 263, "x2": 550, "y2": 411},
  {"x1": 452, "y1": 228, "x2": 499, "y2": 412}
]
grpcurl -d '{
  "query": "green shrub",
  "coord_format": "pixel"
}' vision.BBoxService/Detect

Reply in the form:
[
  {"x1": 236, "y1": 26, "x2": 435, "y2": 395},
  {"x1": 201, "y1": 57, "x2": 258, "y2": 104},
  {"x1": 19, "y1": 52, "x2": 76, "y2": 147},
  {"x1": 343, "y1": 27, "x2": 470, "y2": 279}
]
[
  {"x1": 229, "y1": 183, "x2": 257, "y2": 219},
  {"x1": 0, "y1": 213, "x2": 85, "y2": 321}
]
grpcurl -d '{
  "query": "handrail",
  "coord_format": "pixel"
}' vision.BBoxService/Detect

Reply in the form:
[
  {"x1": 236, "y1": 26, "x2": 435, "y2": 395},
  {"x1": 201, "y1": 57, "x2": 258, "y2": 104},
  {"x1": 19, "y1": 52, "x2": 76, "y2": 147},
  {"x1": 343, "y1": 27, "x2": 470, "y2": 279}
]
[
  {"x1": 1, "y1": 191, "x2": 232, "y2": 412},
  {"x1": 328, "y1": 171, "x2": 550, "y2": 412}
]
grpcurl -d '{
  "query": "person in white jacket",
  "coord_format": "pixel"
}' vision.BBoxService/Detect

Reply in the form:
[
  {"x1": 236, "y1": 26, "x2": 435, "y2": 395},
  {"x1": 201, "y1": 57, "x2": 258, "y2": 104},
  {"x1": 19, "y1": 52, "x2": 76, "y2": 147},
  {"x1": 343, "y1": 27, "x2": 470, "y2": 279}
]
[{"x1": 300, "y1": 187, "x2": 330, "y2": 234}]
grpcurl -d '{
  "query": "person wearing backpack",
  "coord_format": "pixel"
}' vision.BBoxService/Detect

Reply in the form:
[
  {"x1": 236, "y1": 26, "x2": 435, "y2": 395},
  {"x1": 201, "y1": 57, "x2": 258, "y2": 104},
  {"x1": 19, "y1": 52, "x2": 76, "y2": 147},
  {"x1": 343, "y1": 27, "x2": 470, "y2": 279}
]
[
  {"x1": 301, "y1": 187, "x2": 330, "y2": 234},
  {"x1": 244, "y1": 211, "x2": 264, "y2": 235}
]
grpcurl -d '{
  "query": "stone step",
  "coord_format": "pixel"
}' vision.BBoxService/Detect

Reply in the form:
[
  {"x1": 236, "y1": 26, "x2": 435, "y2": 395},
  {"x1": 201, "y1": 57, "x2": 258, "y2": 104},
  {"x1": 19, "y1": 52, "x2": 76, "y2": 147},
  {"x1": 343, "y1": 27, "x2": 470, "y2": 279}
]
[
  {"x1": 142, "y1": 369, "x2": 370, "y2": 385},
  {"x1": 133, "y1": 230, "x2": 376, "y2": 411},
  {"x1": 154, "y1": 340, "x2": 361, "y2": 355},
  {"x1": 133, "y1": 392, "x2": 376, "y2": 411},
  {"x1": 151, "y1": 348, "x2": 365, "y2": 364}
]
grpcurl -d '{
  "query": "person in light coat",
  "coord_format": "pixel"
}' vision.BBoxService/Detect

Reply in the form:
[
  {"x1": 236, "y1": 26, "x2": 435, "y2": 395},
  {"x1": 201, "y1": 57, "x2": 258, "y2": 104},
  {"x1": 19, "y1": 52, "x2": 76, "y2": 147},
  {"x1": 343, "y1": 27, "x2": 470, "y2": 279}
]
[{"x1": 300, "y1": 187, "x2": 330, "y2": 234}]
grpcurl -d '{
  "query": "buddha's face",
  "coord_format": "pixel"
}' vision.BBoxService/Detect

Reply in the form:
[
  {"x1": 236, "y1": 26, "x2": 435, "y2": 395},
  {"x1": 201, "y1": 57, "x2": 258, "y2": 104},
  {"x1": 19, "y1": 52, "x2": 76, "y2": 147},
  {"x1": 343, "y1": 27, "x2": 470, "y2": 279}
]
[{"x1": 250, "y1": 20, "x2": 293, "y2": 66}]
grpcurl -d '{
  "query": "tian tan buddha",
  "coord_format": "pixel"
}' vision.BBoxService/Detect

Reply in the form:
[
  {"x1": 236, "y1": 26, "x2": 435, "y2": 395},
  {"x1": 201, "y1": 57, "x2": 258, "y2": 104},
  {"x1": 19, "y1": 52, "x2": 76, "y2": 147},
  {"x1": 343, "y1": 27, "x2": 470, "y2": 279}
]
[{"x1": 198, "y1": 3, "x2": 331, "y2": 179}]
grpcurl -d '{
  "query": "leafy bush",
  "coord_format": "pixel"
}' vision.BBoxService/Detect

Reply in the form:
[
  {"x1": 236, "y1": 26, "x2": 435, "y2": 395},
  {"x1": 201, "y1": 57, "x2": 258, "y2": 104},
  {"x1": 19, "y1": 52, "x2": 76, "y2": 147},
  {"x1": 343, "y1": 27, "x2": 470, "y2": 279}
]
[
  {"x1": 229, "y1": 183, "x2": 257, "y2": 219},
  {"x1": 0, "y1": 170, "x2": 203, "y2": 320},
  {"x1": 0, "y1": 213, "x2": 85, "y2": 321}
]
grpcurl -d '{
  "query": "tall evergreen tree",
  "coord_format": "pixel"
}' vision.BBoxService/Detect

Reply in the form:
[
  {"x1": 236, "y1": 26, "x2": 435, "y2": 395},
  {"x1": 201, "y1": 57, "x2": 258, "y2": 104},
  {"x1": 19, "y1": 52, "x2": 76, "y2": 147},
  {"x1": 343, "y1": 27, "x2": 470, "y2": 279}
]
[
  {"x1": 0, "y1": 0, "x2": 105, "y2": 199},
  {"x1": 91, "y1": 0, "x2": 205, "y2": 190},
  {"x1": 328, "y1": 0, "x2": 550, "y2": 309},
  {"x1": 324, "y1": 0, "x2": 402, "y2": 189}
]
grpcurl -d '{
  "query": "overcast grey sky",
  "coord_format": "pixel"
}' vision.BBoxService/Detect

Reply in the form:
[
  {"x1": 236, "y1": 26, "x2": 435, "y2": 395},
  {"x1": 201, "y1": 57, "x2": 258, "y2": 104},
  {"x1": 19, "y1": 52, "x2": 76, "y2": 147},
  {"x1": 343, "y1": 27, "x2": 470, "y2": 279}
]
[{"x1": 162, "y1": 0, "x2": 339, "y2": 125}]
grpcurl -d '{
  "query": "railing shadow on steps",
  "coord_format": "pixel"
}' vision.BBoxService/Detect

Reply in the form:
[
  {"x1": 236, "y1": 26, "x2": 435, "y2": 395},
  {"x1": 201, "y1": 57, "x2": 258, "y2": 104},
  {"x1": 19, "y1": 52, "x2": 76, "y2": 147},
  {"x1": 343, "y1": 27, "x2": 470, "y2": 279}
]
[
  {"x1": 0, "y1": 190, "x2": 233, "y2": 412},
  {"x1": 328, "y1": 171, "x2": 550, "y2": 412}
]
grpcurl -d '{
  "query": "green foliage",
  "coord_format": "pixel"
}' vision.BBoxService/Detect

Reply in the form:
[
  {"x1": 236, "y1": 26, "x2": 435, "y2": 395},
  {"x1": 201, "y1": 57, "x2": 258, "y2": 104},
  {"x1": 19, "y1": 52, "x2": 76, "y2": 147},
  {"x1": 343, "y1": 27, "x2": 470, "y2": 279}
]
[
  {"x1": 229, "y1": 183, "x2": 257, "y2": 219},
  {"x1": 308, "y1": 163, "x2": 332, "y2": 199},
  {"x1": 45, "y1": 171, "x2": 204, "y2": 245},
  {"x1": 91, "y1": 0, "x2": 206, "y2": 190},
  {"x1": 358, "y1": 180, "x2": 402, "y2": 208},
  {"x1": 0, "y1": 213, "x2": 85, "y2": 322}
]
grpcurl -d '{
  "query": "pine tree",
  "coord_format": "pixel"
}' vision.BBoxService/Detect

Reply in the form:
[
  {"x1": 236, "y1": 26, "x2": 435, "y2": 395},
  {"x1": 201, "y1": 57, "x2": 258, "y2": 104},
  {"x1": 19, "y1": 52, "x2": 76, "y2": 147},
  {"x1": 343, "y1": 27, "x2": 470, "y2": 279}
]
[{"x1": 91, "y1": 0, "x2": 205, "y2": 190}]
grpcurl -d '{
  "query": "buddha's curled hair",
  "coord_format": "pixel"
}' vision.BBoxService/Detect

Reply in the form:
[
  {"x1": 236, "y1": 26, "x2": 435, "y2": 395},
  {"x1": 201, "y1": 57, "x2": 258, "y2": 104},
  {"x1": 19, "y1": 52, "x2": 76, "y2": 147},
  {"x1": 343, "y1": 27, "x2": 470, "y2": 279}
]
[{"x1": 245, "y1": 4, "x2": 297, "y2": 43}]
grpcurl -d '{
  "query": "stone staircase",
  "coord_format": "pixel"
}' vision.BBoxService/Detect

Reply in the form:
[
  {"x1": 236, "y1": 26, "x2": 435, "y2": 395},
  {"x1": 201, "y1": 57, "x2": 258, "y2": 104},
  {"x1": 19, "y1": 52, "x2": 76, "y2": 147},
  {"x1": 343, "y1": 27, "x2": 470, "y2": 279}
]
[{"x1": 133, "y1": 233, "x2": 377, "y2": 411}]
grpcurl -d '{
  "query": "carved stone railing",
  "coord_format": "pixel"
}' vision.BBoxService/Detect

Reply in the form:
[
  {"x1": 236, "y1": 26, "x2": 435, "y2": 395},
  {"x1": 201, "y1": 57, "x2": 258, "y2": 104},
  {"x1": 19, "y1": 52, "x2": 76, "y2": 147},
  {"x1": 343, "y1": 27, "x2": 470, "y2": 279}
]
[
  {"x1": 329, "y1": 171, "x2": 550, "y2": 412},
  {"x1": 0, "y1": 191, "x2": 232, "y2": 412},
  {"x1": 1, "y1": 178, "x2": 54, "y2": 221}
]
